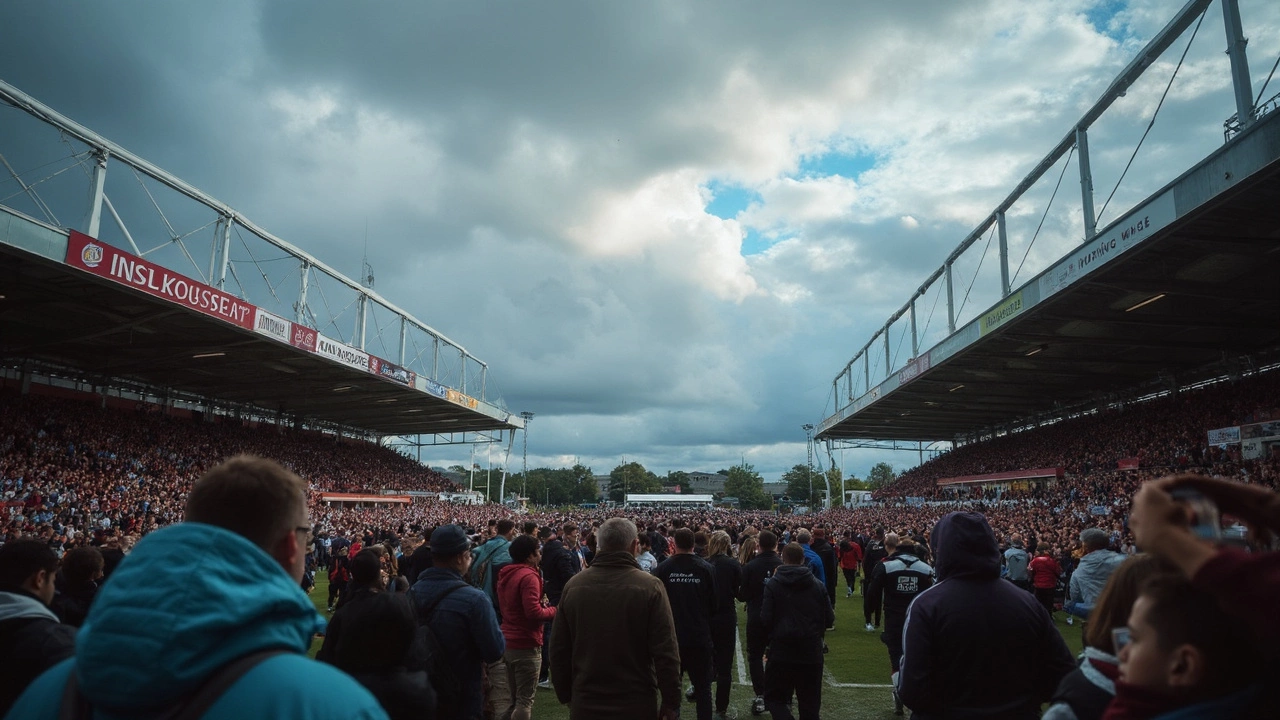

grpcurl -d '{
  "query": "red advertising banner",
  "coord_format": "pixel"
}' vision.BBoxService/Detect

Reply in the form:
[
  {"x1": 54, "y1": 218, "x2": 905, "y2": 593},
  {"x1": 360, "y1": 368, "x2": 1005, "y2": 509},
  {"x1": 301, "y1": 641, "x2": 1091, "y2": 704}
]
[
  {"x1": 66, "y1": 231, "x2": 254, "y2": 330},
  {"x1": 937, "y1": 467, "x2": 1064, "y2": 486},
  {"x1": 289, "y1": 322, "x2": 317, "y2": 353},
  {"x1": 1117, "y1": 457, "x2": 1140, "y2": 470}
]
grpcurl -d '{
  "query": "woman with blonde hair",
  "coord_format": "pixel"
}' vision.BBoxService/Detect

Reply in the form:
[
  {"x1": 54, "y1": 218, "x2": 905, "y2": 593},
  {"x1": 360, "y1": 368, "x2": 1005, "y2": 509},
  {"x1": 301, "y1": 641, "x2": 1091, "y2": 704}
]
[
  {"x1": 737, "y1": 534, "x2": 758, "y2": 566},
  {"x1": 707, "y1": 530, "x2": 743, "y2": 720}
]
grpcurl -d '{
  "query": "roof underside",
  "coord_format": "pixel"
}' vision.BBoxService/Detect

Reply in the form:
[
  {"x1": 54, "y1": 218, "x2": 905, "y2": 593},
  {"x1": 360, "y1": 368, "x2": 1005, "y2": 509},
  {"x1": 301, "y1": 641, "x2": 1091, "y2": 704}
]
[
  {"x1": 820, "y1": 120, "x2": 1280, "y2": 443},
  {"x1": 0, "y1": 241, "x2": 512, "y2": 436}
]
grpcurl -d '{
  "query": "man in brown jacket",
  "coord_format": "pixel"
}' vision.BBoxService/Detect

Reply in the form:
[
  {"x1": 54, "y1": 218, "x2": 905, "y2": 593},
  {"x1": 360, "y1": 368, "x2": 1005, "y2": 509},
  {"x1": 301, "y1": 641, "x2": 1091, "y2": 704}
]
[{"x1": 549, "y1": 517, "x2": 682, "y2": 720}]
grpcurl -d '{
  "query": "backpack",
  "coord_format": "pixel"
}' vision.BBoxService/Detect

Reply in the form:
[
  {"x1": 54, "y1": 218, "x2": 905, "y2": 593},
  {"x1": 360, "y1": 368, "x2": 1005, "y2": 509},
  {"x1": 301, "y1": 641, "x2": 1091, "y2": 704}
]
[
  {"x1": 58, "y1": 649, "x2": 287, "y2": 720},
  {"x1": 470, "y1": 539, "x2": 510, "y2": 618},
  {"x1": 418, "y1": 581, "x2": 470, "y2": 710}
]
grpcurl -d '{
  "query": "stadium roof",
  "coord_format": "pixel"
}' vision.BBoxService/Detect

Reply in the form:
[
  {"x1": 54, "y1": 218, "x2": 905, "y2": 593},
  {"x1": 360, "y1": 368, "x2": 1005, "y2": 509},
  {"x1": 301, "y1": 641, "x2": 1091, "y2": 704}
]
[
  {"x1": 0, "y1": 208, "x2": 516, "y2": 437},
  {"x1": 818, "y1": 108, "x2": 1280, "y2": 443}
]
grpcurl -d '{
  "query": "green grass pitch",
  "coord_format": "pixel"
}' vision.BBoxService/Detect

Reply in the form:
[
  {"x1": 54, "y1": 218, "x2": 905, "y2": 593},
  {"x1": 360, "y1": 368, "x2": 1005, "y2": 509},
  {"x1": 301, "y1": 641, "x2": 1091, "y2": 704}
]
[{"x1": 307, "y1": 573, "x2": 1084, "y2": 719}]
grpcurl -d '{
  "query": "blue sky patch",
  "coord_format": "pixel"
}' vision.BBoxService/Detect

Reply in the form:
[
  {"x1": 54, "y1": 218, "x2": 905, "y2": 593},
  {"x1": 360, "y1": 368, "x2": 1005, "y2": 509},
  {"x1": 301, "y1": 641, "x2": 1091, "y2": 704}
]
[
  {"x1": 798, "y1": 149, "x2": 877, "y2": 179},
  {"x1": 741, "y1": 227, "x2": 773, "y2": 256},
  {"x1": 1085, "y1": 0, "x2": 1129, "y2": 41},
  {"x1": 704, "y1": 180, "x2": 761, "y2": 220}
]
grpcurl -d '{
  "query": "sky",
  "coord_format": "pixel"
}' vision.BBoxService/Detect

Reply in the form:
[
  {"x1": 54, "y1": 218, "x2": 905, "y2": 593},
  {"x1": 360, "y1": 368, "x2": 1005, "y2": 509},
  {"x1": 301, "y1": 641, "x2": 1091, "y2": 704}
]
[{"x1": 1, "y1": 0, "x2": 1278, "y2": 483}]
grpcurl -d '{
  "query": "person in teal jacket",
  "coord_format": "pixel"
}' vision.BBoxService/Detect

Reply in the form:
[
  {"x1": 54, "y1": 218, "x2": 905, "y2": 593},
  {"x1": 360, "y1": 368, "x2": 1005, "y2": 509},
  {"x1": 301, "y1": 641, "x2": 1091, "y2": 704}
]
[{"x1": 5, "y1": 455, "x2": 388, "y2": 720}]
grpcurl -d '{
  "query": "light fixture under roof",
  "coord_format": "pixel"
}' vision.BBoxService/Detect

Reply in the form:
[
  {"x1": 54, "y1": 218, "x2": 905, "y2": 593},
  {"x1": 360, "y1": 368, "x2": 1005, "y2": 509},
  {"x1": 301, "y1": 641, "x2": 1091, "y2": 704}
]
[
  {"x1": 1124, "y1": 293, "x2": 1166, "y2": 312},
  {"x1": 333, "y1": 386, "x2": 354, "y2": 392},
  {"x1": 402, "y1": 409, "x2": 424, "y2": 414},
  {"x1": 950, "y1": 384, "x2": 965, "y2": 392},
  {"x1": 376, "y1": 398, "x2": 398, "y2": 404},
  {"x1": 192, "y1": 352, "x2": 225, "y2": 359},
  {"x1": 1025, "y1": 344, "x2": 1047, "y2": 356}
]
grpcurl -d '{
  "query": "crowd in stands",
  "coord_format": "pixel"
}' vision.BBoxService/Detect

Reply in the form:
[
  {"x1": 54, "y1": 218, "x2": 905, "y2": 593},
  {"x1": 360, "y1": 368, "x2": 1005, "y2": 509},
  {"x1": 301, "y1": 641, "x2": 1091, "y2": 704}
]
[{"x1": 1, "y1": 370, "x2": 1279, "y2": 718}]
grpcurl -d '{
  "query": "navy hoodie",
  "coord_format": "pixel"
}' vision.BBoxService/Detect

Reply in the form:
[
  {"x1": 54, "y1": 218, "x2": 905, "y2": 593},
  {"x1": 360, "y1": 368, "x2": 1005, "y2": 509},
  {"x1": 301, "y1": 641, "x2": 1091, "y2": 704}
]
[{"x1": 897, "y1": 512, "x2": 1073, "y2": 720}]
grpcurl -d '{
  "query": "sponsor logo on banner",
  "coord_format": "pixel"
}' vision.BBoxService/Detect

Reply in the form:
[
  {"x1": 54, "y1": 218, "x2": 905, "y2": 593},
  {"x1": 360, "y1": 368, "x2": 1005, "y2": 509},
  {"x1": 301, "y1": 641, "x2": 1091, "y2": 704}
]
[
  {"x1": 1206, "y1": 426, "x2": 1241, "y2": 445},
  {"x1": 420, "y1": 378, "x2": 447, "y2": 398},
  {"x1": 1039, "y1": 191, "x2": 1176, "y2": 299},
  {"x1": 980, "y1": 290, "x2": 1023, "y2": 336},
  {"x1": 1241, "y1": 420, "x2": 1280, "y2": 440},
  {"x1": 897, "y1": 354, "x2": 932, "y2": 385},
  {"x1": 446, "y1": 388, "x2": 479, "y2": 409},
  {"x1": 290, "y1": 324, "x2": 317, "y2": 352},
  {"x1": 315, "y1": 334, "x2": 370, "y2": 372},
  {"x1": 66, "y1": 231, "x2": 254, "y2": 330},
  {"x1": 253, "y1": 309, "x2": 291, "y2": 343},
  {"x1": 369, "y1": 356, "x2": 415, "y2": 386}
]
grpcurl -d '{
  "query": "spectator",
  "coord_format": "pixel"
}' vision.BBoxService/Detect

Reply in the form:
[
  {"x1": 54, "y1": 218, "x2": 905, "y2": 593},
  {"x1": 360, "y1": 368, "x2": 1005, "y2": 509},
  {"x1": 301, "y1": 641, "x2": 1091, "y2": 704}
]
[
  {"x1": 1043, "y1": 554, "x2": 1177, "y2": 720},
  {"x1": 811, "y1": 528, "x2": 838, "y2": 610},
  {"x1": 866, "y1": 533, "x2": 933, "y2": 716},
  {"x1": 636, "y1": 531, "x2": 658, "y2": 573},
  {"x1": 760, "y1": 542, "x2": 833, "y2": 720},
  {"x1": 707, "y1": 531, "x2": 742, "y2": 720},
  {"x1": 538, "y1": 522, "x2": 581, "y2": 688},
  {"x1": 330, "y1": 592, "x2": 437, "y2": 720},
  {"x1": 6, "y1": 454, "x2": 387, "y2": 720},
  {"x1": 318, "y1": 549, "x2": 384, "y2": 662},
  {"x1": 409, "y1": 524, "x2": 504, "y2": 720},
  {"x1": 0, "y1": 539, "x2": 76, "y2": 716},
  {"x1": 655, "y1": 527, "x2": 717, "y2": 720},
  {"x1": 51, "y1": 545, "x2": 103, "y2": 627},
  {"x1": 737, "y1": 529, "x2": 783, "y2": 716},
  {"x1": 472, "y1": 518, "x2": 515, "y2": 719},
  {"x1": 1029, "y1": 545, "x2": 1064, "y2": 619},
  {"x1": 795, "y1": 530, "x2": 826, "y2": 586},
  {"x1": 1067, "y1": 528, "x2": 1126, "y2": 621},
  {"x1": 496, "y1": 534, "x2": 555, "y2": 720},
  {"x1": 737, "y1": 533, "x2": 759, "y2": 566},
  {"x1": 837, "y1": 531, "x2": 863, "y2": 599},
  {"x1": 862, "y1": 528, "x2": 888, "y2": 631},
  {"x1": 1106, "y1": 576, "x2": 1264, "y2": 718},
  {"x1": 1004, "y1": 533, "x2": 1031, "y2": 591},
  {"x1": 548, "y1": 517, "x2": 681, "y2": 720},
  {"x1": 898, "y1": 511, "x2": 1074, "y2": 718}
]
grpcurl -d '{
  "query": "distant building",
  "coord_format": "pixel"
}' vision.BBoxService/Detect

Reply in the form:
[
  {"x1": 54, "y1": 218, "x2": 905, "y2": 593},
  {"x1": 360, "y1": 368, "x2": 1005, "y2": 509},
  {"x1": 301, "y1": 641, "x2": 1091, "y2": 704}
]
[{"x1": 688, "y1": 472, "x2": 727, "y2": 493}]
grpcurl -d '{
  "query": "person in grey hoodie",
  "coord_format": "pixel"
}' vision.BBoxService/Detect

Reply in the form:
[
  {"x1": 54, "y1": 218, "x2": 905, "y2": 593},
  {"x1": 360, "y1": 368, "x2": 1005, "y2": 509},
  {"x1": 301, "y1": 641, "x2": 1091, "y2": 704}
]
[
  {"x1": 1065, "y1": 528, "x2": 1126, "y2": 620},
  {"x1": 0, "y1": 539, "x2": 75, "y2": 717}
]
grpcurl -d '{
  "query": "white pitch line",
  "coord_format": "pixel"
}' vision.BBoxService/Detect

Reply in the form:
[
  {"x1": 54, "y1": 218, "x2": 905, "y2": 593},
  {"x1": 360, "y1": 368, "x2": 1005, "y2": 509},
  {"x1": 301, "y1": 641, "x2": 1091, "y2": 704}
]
[
  {"x1": 824, "y1": 666, "x2": 893, "y2": 689},
  {"x1": 735, "y1": 625, "x2": 749, "y2": 686}
]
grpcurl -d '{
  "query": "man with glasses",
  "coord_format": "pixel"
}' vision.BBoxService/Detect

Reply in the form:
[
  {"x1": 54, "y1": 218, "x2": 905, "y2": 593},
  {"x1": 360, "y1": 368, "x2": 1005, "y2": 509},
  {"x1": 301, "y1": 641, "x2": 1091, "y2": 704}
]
[{"x1": 7, "y1": 454, "x2": 388, "y2": 720}]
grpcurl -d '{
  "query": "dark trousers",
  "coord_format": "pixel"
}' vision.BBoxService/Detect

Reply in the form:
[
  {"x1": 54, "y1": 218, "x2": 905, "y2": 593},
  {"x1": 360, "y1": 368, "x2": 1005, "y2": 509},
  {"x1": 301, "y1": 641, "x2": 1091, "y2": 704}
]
[
  {"x1": 1035, "y1": 586, "x2": 1056, "y2": 616},
  {"x1": 825, "y1": 575, "x2": 837, "y2": 607},
  {"x1": 745, "y1": 618, "x2": 769, "y2": 696},
  {"x1": 862, "y1": 580, "x2": 880, "y2": 626},
  {"x1": 680, "y1": 644, "x2": 714, "y2": 720},
  {"x1": 764, "y1": 659, "x2": 823, "y2": 720},
  {"x1": 710, "y1": 616, "x2": 736, "y2": 713},
  {"x1": 881, "y1": 620, "x2": 906, "y2": 672},
  {"x1": 538, "y1": 616, "x2": 554, "y2": 681},
  {"x1": 842, "y1": 568, "x2": 858, "y2": 595}
]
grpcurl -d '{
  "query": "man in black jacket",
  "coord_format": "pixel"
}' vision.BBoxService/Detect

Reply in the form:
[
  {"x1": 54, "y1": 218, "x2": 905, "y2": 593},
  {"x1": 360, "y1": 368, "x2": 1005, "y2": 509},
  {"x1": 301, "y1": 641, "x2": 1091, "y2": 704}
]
[
  {"x1": 655, "y1": 528, "x2": 717, "y2": 720},
  {"x1": 898, "y1": 512, "x2": 1073, "y2": 719},
  {"x1": 538, "y1": 522, "x2": 581, "y2": 687},
  {"x1": 760, "y1": 542, "x2": 833, "y2": 720},
  {"x1": 861, "y1": 528, "x2": 888, "y2": 631},
  {"x1": 866, "y1": 534, "x2": 933, "y2": 715},
  {"x1": 811, "y1": 528, "x2": 838, "y2": 614},
  {"x1": 737, "y1": 530, "x2": 783, "y2": 716},
  {"x1": 0, "y1": 539, "x2": 76, "y2": 717}
]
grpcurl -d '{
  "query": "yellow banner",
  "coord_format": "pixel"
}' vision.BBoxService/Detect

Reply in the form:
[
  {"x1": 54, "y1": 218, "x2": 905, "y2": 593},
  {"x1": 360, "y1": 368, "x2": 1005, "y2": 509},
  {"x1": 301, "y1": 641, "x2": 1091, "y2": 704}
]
[{"x1": 980, "y1": 290, "x2": 1023, "y2": 335}]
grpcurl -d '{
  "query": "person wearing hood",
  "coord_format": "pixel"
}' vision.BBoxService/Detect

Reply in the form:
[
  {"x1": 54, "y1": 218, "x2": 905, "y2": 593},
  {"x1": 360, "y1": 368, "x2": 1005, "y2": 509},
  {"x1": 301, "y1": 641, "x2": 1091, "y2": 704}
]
[
  {"x1": 5, "y1": 454, "x2": 387, "y2": 720},
  {"x1": 497, "y1": 534, "x2": 555, "y2": 720},
  {"x1": 760, "y1": 542, "x2": 834, "y2": 720},
  {"x1": 897, "y1": 511, "x2": 1073, "y2": 719},
  {"x1": 867, "y1": 534, "x2": 933, "y2": 716},
  {"x1": 0, "y1": 538, "x2": 76, "y2": 717}
]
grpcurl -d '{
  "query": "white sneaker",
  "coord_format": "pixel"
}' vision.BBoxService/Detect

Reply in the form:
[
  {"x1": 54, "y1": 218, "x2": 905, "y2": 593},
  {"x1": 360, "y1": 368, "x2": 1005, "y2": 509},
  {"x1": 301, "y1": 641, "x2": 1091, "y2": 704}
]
[
  {"x1": 537, "y1": 679, "x2": 551, "y2": 689},
  {"x1": 1066, "y1": 616, "x2": 1074, "y2": 625},
  {"x1": 865, "y1": 623, "x2": 875, "y2": 632},
  {"x1": 751, "y1": 696, "x2": 766, "y2": 715}
]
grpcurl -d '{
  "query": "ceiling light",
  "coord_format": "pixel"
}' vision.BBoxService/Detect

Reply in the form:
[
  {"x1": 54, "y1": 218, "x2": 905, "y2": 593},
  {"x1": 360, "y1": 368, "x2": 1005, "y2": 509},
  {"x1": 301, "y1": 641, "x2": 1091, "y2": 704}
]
[
  {"x1": 192, "y1": 352, "x2": 225, "y2": 359},
  {"x1": 333, "y1": 386, "x2": 354, "y2": 392},
  {"x1": 402, "y1": 409, "x2": 424, "y2": 414},
  {"x1": 1025, "y1": 344, "x2": 1046, "y2": 356},
  {"x1": 377, "y1": 398, "x2": 398, "y2": 404},
  {"x1": 1124, "y1": 293, "x2": 1166, "y2": 312},
  {"x1": 950, "y1": 384, "x2": 965, "y2": 392}
]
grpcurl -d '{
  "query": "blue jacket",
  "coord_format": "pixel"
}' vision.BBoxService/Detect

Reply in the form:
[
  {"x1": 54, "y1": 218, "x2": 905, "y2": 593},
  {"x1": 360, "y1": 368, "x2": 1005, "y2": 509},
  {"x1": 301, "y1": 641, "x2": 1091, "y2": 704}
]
[
  {"x1": 801, "y1": 544, "x2": 826, "y2": 585},
  {"x1": 5, "y1": 522, "x2": 387, "y2": 720},
  {"x1": 410, "y1": 567, "x2": 504, "y2": 720}
]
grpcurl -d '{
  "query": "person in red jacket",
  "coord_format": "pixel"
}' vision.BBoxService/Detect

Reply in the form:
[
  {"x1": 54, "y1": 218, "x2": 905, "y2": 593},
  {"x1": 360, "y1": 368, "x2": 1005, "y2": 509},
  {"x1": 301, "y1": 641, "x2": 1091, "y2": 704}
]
[
  {"x1": 837, "y1": 532, "x2": 863, "y2": 599},
  {"x1": 497, "y1": 534, "x2": 556, "y2": 720},
  {"x1": 1028, "y1": 546, "x2": 1062, "y2": 619}
]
